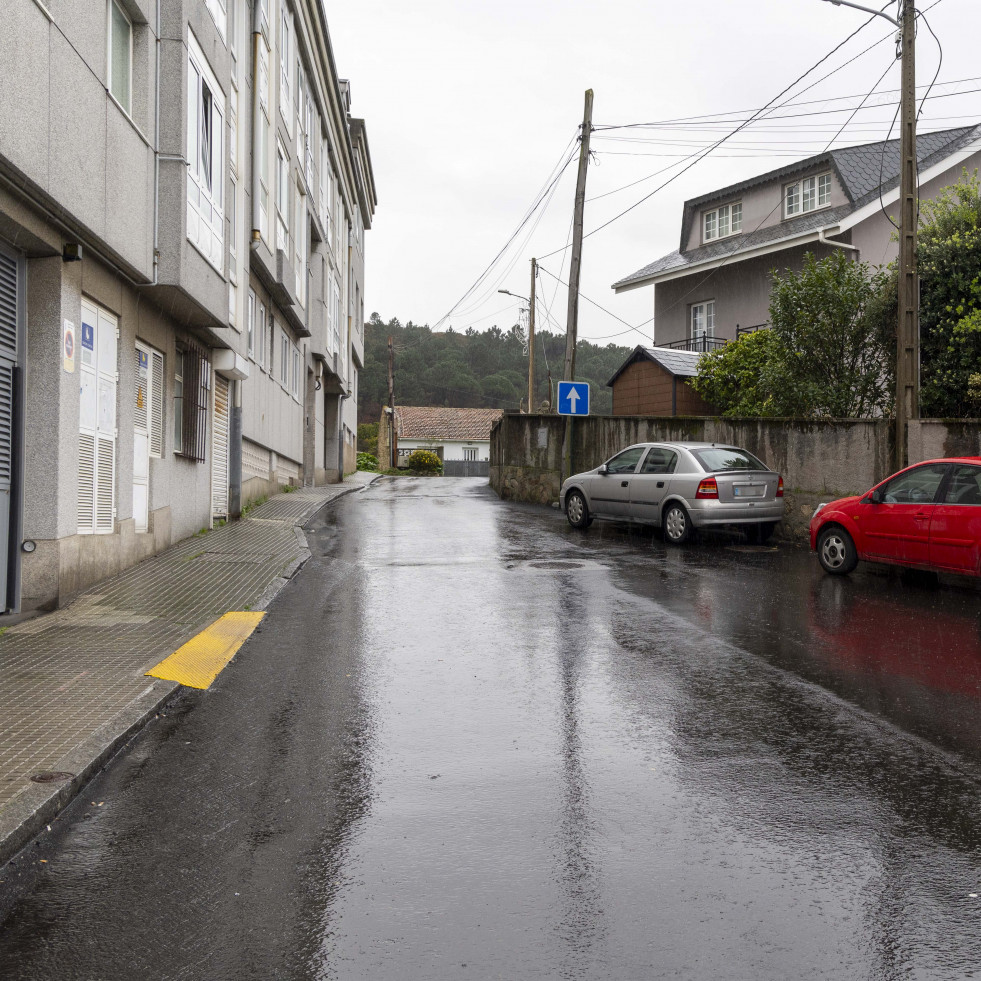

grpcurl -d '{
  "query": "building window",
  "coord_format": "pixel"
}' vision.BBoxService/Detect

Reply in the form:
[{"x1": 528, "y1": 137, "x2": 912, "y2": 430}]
[
  {"x1": 175, "y1": 342, "x2": 211, "y2": 462},
  {"x1": 703, "y1": 202, "x2": 741, "y2": 242},
  {"x1": 463, "y1": 447, "x2": 478, "y2": 462},
  {"x1": 292, "y1": 346, "x2": 299, "y2": 397},
  {"x1": 187, "y1": 32, "x2": 225, "y2": 271},
  {"x1": 690, "y1": 301, "x2": 715, "y2": 344},
  {"x1": 276, "y1": 141, "x2": 289, "y2": 252},
  {"x1": 258, "y1": 43, "x2": 271, "y2": 242},
  {"x1": 320, "y1": 136, "x2": 331, "y2": 233},
  {"x1": 294, "y1": 183, "x2": 306, "y2": 305},
  {"x1": 205, "y1": 0, "x2": 227, "y2": 41},
  {"x1": 257, "y1": 299, "x2": 266, "y2": 368},
  {"x1": 173, "y1": 354, "x2": 184, "y2": 455},
  {"x1": 107, "y1": 0, "x2": 133, "y2": 114},
  {"x1": 228, "y1": 0, "x2": 237, "y2": 59},
  {"x1": 785, "y1": 173, "x2": 832, "y2": 217},
  {"x1": 247, "y1": 288, "x2": 255, "y2": 358},
  {"x1": 279, "y1": 5, "x2": 292, "y2": 132},
  {"x1": 280, "y1": 330, "x2": 289, "y2": 387}
]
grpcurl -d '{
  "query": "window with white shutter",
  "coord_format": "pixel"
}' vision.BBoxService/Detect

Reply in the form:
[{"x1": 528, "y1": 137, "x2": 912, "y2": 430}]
[
  {"x1": 78, "y1": 301, "x2": 117, "y2": 535},
  {"x1": 212, "y1": 374, "x2": 229, "y2": 519}
]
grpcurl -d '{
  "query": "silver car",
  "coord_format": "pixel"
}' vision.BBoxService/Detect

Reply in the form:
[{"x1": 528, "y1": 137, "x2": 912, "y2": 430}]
[{"x1": 560, "y1": 442, "x2": 785, "y2": 544}]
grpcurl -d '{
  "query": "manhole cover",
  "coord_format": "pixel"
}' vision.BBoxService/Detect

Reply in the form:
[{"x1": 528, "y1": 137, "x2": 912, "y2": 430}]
[
  {"x1": 30, "y1": 771, "x2": 75, "y2": 784},
  {"x1": 529, "y1": 560, "x2": 585, "y2": 570}
]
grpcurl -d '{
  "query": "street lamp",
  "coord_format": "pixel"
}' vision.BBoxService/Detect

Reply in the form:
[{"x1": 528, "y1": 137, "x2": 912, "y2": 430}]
[
  {"x1": 498, "y1": 275, "x2": 538, "y2": 413},
  {"x1": 821, "y1": 0, "x2": 916, "y2": 468}
]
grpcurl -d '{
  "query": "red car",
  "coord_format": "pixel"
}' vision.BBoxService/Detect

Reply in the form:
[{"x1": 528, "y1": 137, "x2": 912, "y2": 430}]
[{"x1": 810, "y1": 457, "x2": 981, "y2": 576}]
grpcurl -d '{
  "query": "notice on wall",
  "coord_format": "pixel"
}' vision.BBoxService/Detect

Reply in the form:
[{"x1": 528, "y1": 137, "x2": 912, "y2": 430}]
[{"x1": 63, "y1": 320, "x2": 75, "y2": 374}]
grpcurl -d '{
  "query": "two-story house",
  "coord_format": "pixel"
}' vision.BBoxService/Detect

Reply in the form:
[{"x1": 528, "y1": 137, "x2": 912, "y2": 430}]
[
  {"x1": 0, "y1": 0, "x2": 375, "y2": 613},
  {"x1": 612, "y1": 124, "x2": 981, "y2": 351}
]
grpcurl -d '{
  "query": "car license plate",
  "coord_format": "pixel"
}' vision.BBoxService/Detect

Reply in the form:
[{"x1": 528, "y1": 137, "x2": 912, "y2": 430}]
[{"x1": 734, "y1": 484, "x2": 765, "y2": 498}]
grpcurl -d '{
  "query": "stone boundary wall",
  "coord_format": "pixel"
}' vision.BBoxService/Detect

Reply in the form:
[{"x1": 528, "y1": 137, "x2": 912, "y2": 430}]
[
  {"x1": 908, "y1": 419, "x2": 981, "y2": 463},
  {"x1": 490, "y1": 413, "x2": 894, "y2": 504}
]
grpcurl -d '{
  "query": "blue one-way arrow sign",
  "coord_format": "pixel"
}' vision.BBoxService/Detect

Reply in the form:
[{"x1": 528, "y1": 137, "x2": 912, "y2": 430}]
[{"x1": 557, "y1": 381, "x2": 590, "y2": 416}]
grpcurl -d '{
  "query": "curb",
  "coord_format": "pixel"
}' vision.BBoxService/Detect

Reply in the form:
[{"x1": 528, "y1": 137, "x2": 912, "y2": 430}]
[{"x1": 0, "y1": 481, "x2": 370, "y2": 870}]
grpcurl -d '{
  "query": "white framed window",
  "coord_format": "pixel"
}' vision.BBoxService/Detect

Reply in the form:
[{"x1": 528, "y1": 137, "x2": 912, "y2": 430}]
[
  {"x1": 276, "y1": 140, "x2": 289, "y2": 252},
  {"x1": 205, "y1": 0, "x2": 227, "y2": 41},
  {"x1": 292, "y1": 346, "x2": 300, "y2": 397},
  {"x1": 328, "y1": 273, "x2": 341, "y2": 355},
  {"x1": 228, "y1": 0, "x2": 237, "y2": 60},
  {"x1": 690, "y1": 301, "x2": 715, "y2": 341},
  {"x1": 785, "y1": 173, "x2": 832, "y2": 217},
  {"x1": 463, "y1": 447, "x2": 478, "y2": 462},
  {"x1": 703, "y1": 202, "x2": 741, "y2": 243},
  {"x1": 229, "y1": 82, "x2": 238, "y2": 176},
  {"x1": 294, "y1": 182, "x2": 306, "y2": 305},
  {"x1": 174, "y1": 354, "x2": 184, "y2": 455},
  {"x1": 257, "y1": 42, "x2": 271, "y2": 242},
  {"x1": 305, "y1": 97, "x2": 314, "y2": 189},
  {"x1": 280, "y1": 329, "x2": 289, "y2": 387},
  {"x1": 279, "y1": 4, "x2": 293, "y2": 134},
  {"x1": 257, "y1": 298, "x2": 266, "y2": 368},
  {"x1": 186, "y1": 32, "x2": 225, "y2": 271},
  {"x1": 295, "y1": 60, "x2": 305, "y2": 158},
  {"x1": 247, "y1": 288, "x2": 255, "y2": 358},
  {"x1": 319, "y1": 136, "x2": 332, "y2": 233},
  {"x1": 107, "y1": 0, "x2": 133, "y2": 115},
  {"x1": 258, "y1": 0, "x2": 269, "y2": 37}
]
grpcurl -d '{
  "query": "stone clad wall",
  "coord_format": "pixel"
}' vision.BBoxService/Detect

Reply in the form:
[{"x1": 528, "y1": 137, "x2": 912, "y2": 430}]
[{"x1": 490, "y1": 412, "x2": 895, "y2": 511}]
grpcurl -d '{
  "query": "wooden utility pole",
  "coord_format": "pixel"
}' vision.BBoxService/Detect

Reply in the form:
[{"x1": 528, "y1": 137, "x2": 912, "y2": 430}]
[
  {"x1": 528, "y1": 258, "x2": 537, "y2": 413},
  {"x1": 896, "y1": 0, "x2": 918, "y2": 469},
  {"x1": 561, "y1": 90, "x2": 594, "y2": 484},
  {"x1": 387, "y1": 336, "x2": 396, "y2": 469},
  {"x1": 563, "y1": 90, "x2": 594, "y2": 384}
]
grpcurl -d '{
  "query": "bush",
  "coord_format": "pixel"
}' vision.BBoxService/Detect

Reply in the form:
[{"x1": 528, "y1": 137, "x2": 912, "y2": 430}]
[
  {"x1": 405, "y1": 449, "x2": 442, "y2": 474},
  {"x1": 357, "y1": 452, "x2": 379, "y2": 472},
  {"x1": 357, "y1": 422, "x2": 379, "y2": 454}
]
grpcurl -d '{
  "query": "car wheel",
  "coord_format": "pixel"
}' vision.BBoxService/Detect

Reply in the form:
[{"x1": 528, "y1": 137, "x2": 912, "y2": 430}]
[
  {"x1": 663, "y1": 503, "x2": 691, "y2": 545},
  {"x1": 566, "y1": 490, "x2": 591, "y2": 530},
  {"x1": 817, "y1": 526, "x2": 858, "y2": 575},
  {"x1": 749, "y1": 522, "x2": 777, "y2": 545}
]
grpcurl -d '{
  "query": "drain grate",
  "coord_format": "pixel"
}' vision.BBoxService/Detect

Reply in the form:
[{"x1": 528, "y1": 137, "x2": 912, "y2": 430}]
[{"x1": 30, "y1": 771, "x2": 75, "y2": 784}]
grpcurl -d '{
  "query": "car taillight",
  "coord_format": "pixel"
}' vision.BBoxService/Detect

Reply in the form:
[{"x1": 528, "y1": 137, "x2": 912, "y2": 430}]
[
  {"x1": 776, "y1": 476, "x2": 784, "y2": 498},
  {"x1": 696, "y1": 477, "x2": 718, "y2": 499}
]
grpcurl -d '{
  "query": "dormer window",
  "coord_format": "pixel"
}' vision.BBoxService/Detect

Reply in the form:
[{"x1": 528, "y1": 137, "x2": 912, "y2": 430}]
[
  {"x1": 703, "y1": 202, "x2": 742, "y2": 243},
  {"x1": 785, "y1": 173, "x2": 832, "y2": 217}
]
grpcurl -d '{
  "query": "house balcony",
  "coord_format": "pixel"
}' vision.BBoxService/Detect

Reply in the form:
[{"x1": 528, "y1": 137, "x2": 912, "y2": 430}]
[{"x1": 658, "y1": 323, "x2": 769, "y2": 353}]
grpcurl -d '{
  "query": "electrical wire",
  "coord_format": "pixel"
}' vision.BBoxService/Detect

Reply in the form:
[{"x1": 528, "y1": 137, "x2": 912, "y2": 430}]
[
  {"x1": 431, "y1": 132, "x2": 579, "y2": 330},
  {"x1": 537, "y1": 1, "x2": 894, "y2": 261}
]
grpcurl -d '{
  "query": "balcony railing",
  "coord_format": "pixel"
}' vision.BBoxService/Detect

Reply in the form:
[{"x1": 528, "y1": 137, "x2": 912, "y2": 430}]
[{"x1": 660, "y1": 336, "x2": 727, "y2": 353}]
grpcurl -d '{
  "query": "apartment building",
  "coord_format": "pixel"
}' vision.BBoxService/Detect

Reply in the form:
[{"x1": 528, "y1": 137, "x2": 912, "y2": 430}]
[{"x1": 0, "y1": 0, "x2": 376, "y2": 612}]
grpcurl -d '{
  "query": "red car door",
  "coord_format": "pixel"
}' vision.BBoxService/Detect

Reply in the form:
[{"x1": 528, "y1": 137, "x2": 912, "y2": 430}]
[
  {"x1": 856, "y1": 463, "x2": 947, "y2": 565},
  {"x1": 929, "y1": 464, "x2": 981, "y2": 574}
]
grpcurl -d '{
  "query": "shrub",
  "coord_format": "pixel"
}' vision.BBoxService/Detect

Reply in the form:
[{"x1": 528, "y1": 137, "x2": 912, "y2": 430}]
[
  {"x1": 357, "y1": 452, "x2": 379, "y2": 472},
  {"x1": 405, "y1": 449, "x2": 442, "y2": 474}
]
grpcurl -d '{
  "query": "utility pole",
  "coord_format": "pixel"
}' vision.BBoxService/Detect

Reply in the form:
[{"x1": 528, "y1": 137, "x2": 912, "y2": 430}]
[
  {"x1": 563, "y1": 90, "x2": 594, "y2": 385},
  {"x1": 896, "y1": 0, "x2": 918, "y2": 469},
  {"x1": 528, "y1": 258, "x2": 537, "y2": 413},
  {"x1": 387, "y1": 336, "x2": 396, "y2": 469},
  {"x1": 562, "y1": 89, "x2": 594, "y2": 484}
]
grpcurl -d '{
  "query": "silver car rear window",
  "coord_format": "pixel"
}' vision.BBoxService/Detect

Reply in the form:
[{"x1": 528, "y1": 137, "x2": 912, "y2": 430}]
[{"x1": 691, "y1": 447, "x2": 769, "y2": 472}]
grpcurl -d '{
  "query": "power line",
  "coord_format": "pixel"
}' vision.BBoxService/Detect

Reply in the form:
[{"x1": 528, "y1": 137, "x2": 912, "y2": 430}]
[{"x1": 537, "y1": 2, "x2": 893, "y2": 261}]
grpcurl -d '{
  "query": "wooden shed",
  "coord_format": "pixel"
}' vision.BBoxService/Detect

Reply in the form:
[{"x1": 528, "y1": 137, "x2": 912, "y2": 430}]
[{"x1": 607, "y1": 346, "x2": 716, "y2": 416}]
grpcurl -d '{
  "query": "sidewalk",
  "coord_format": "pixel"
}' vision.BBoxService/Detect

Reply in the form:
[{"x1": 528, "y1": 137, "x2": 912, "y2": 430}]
[{"x1": 0, "y1": 472, "x2": 378, "y2": 866}]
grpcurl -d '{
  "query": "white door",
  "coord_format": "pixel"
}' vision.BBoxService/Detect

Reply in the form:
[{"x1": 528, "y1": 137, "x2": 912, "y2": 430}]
[
  {"x1": 212, "y1": 374, "x2": 229, "y2": 520},
  {"x1": 78, "y1": 301, "x2": 117, "y2": 534}
]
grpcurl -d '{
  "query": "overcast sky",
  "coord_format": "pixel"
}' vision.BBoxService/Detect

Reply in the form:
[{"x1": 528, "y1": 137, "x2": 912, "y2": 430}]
[{"x1": 325, "y1": 0, "x2": 978, "y2": 347}]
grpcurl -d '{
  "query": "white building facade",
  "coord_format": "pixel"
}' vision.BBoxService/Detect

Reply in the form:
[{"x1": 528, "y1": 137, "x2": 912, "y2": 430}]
[{"x1": 0, "y1": 0, "x2": 375, "y2": 611}]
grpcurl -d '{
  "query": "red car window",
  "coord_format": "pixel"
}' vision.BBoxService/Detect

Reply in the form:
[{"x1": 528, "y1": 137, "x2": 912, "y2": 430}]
[{"x1": 943, "y1": 465, "x2": 981, "y2": 505}]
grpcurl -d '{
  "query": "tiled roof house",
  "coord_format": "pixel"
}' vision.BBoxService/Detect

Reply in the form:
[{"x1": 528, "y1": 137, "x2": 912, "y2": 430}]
[
  {"x1": 378, "y1": 406, "x2": 503, "y2": 476},
  {"x1": 612, "y1": 124, "x2": 981, "y2": 351}
]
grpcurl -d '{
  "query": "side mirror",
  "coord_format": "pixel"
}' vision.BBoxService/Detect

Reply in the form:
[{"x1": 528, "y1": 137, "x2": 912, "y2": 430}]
[
  {"x1": 868, "y1": 488, "x2": 883, "y2": 504},
  {"x1": 597, "y1": 463, "x2": 609, "y2": 475}
]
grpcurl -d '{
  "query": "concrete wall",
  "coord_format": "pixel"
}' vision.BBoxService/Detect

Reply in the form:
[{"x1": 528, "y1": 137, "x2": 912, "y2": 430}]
[
  {"x1": 490, "y1": 413, "x2": 894, "y2": 510},
  {"x1": 908, "y1": 420, "x2": 981, "y2": 463}
]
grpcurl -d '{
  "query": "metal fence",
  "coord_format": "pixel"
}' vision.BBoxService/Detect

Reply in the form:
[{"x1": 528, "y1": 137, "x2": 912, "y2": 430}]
[{"x1": 443, "y1": 460, "x2": 489, "y2": 477}]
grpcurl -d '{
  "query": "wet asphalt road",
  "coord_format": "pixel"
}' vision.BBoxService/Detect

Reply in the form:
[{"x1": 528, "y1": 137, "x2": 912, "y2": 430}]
[{"x1": 2, "y1": 477, "x2": 981, "y2": 979}]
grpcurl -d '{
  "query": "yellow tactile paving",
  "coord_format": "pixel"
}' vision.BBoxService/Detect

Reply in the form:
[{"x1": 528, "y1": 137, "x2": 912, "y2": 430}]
[{"x1": 146, "y1": 612, "x2": 265, "y2": 689}]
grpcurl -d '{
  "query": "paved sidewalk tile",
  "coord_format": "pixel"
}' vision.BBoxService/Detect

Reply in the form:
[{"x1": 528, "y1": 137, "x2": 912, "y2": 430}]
[{"x1": 0, "y1": 474, "x2": 377, "y2": 862}]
